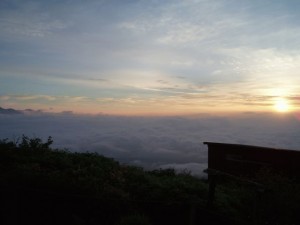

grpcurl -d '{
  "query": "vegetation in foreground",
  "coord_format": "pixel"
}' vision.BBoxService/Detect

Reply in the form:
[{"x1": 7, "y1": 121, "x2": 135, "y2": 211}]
[{"x1": 0, "y1": 136, "x2": 299, "y2": 225}]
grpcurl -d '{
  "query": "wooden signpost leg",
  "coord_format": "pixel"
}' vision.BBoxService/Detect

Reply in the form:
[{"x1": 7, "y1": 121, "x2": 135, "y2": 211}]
[{"x1": 207, "y1": 174, "x2": 217, "y2": 208}]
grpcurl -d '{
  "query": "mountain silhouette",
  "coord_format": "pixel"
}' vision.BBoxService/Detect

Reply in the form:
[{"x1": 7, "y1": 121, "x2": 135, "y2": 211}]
[{"x1": 0, "y1": 107, "x2": 22, "y2": 115}]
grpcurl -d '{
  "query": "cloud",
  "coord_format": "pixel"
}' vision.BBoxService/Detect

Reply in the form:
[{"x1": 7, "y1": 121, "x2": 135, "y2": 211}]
[
  {"x1": 1, "y1": 0, "x2": 300, "y2": 115},
  {"x1": 0, "y1": 1, "x2": 68, "y2": 39},
  {"x1": 0, "y1": 94, "x2": 91, "y2": 103},
  {"x1": 1, "y1": 112, "x2": 300, "y2": 177}
]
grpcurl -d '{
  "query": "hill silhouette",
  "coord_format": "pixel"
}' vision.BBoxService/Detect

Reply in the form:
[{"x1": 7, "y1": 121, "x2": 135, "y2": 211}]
[{"x1": 0, "y1": 107, "x2": 22, "y2": 115}]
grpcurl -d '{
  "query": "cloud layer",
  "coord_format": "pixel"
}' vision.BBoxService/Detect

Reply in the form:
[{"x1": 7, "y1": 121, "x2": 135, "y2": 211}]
[{"x1": 1, "y1": 112, "x2": 300, "y2": 176}]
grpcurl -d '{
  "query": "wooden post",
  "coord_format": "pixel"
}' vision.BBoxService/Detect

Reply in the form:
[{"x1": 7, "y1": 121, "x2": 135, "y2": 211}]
[{"x1": 207, "y1": 174, "x2": 217, "y2": 208}]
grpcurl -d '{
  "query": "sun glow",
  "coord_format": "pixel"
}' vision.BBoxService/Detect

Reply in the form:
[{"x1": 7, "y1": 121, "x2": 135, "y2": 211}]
[{"x1": 274, "y1": 98, "x2": 290, "y2": 113}]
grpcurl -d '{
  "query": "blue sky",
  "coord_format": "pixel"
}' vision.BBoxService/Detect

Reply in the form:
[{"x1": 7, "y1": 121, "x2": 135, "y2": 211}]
[{"x1": 1, "y1": 0, "x2": 300, "y2": 115}]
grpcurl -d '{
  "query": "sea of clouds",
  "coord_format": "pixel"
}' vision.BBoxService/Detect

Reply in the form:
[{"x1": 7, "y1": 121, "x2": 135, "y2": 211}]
[{"x1": 1, "y1": 111, "x2": 300, "y2": 177}]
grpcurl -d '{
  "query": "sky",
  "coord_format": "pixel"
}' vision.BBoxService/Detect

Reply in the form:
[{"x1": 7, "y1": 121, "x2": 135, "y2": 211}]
[{"x1": 1, "y1": 0, "x2": 300, "y2": 115}]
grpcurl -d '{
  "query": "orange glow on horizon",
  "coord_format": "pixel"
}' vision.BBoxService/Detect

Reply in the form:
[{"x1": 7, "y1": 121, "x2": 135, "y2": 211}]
[{"x1": 5, "y1": 96, "x2": 298, "y2": 117}]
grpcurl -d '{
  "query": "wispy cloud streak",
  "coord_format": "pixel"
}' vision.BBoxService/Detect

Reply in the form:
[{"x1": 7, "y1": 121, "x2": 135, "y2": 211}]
[{"x1": 0, "y1": 0, "x2": 300, "y2": 114}]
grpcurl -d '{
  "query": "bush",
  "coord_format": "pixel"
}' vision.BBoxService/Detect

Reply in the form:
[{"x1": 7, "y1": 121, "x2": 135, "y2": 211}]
[
  {"x1": 117, "y1": 214, "x2": 151, "y2": 225},
  {"x1": 18, "y1": 135, "x2": 53, "y2": 150}
]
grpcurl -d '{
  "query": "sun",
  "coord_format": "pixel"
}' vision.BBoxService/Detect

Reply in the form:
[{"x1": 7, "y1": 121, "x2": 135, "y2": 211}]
[{"x1": 274, "y1": 98, "x2": 290, "y2": 113}]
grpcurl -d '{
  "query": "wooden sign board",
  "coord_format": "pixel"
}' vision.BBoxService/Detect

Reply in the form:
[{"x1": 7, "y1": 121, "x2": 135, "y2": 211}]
[{"x1": 204, "y1": 142, "x2": 300, "y2": 180}]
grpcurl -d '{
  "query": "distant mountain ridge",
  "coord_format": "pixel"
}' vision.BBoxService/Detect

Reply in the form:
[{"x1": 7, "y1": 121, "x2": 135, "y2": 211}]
[{"x1": 0, "y1": 107, "x2": 23, "y2": 115}]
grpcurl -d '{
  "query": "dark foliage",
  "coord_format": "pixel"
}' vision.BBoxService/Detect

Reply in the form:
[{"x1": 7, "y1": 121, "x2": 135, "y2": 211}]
[
  {"x1": 0, "y1": 136, "x2": 209, "y2": 225},
  {"x1": 0, "y1": 136, "x2": 299, "y2": 225}
]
